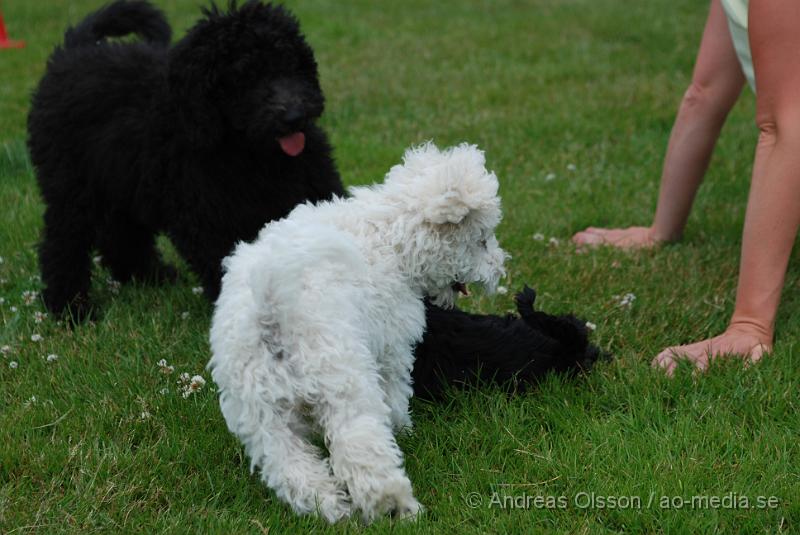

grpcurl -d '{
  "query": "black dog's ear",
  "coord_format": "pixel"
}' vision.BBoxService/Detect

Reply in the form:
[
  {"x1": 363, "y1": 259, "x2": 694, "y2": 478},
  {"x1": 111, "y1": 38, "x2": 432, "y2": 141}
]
[{"x1": 167, "y1": 39, "x2": 224, "y2": 149}]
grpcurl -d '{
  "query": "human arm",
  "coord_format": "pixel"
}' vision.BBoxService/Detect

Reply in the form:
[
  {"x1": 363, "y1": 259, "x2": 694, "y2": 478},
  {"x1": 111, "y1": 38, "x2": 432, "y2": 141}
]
[{"x1": 573, "y1": 0, "x2": 745, "y2": 249}]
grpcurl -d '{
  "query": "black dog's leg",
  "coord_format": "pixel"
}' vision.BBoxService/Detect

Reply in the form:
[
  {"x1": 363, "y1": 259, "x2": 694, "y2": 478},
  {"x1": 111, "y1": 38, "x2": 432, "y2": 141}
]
[
  {"x1": 514, "y1": 286, "x2": 602, "y2": 373},
  {"x1": 96, "y1": 213, "x2": 176, "y2": 284},
  {"x1": 515, "y1": 286, "x2": 588, "y2": 352},
  {"x1": 169, "y1": 229, "x2": 224, "y2": 301},
  {"x1": 39, "y1": 200, "x2": 95, "y2": 321},
  {"x1": 199, "y1": 268, "x2": 222, "y2": 301}
]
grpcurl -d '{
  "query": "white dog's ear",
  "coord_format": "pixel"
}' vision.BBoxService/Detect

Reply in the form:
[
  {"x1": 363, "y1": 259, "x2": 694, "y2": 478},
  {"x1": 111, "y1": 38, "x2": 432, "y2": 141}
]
[
  {"x1": 395, "y1": 142, "x2": 499, "y2": 225},
  {"x1": 421, "y1": 190, "x2": 474, "y2": 225}
]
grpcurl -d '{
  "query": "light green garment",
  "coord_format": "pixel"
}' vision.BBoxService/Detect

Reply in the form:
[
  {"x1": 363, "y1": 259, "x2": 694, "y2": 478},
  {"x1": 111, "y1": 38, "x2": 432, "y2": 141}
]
[{"x1": 720, "y1": 0, "x2": 755, "y2": 92}]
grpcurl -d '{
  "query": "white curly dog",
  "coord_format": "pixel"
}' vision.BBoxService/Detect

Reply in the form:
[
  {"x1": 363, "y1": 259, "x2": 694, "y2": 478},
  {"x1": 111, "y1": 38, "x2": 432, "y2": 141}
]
[{"x1": 208, "y1": 142, "x2": 507, "y2": 523}]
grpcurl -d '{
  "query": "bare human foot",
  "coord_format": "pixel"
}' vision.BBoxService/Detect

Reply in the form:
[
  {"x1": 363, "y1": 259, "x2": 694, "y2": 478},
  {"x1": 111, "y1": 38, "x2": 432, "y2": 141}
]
[
  {"x1": 572, "y1": 226, "x2": 660, "y2": 250},
  {"x1": 651, "y1": 324, "x2": 772, "y2": 377}
]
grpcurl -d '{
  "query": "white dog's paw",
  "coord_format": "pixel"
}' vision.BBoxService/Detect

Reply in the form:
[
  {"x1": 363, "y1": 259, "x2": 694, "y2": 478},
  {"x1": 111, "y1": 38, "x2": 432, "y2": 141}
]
[
  {"x1": 359, "y1": 477, "x2": 423, "y2": 523},
  {"x1": 391, "y1": 414, "x2": 413, "y2": 435},
  {"x1": 389, "y1": 496, "x2": 424, "y2": 521},
  {"x1": 314, "y1": 492, "x2": 352, "y2": 523}
]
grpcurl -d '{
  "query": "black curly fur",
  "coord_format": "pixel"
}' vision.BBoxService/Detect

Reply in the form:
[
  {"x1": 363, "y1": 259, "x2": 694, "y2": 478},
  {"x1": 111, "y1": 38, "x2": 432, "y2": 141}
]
[
  {"x1": 64, "y1": 0, "x2": 171, "y2": 48},
  {"x1": 29, "y1": 0, "x2": 342, "y2": 320},
  {"x1": 28, "y1": 0, "x2": 603, "y2": 397}
]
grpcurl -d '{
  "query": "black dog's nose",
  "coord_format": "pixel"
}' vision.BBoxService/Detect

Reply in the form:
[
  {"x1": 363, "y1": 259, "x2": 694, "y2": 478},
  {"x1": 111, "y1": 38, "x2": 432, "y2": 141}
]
[{"x1": 282, "y1": 107, "x2": 305, "y2": 125}]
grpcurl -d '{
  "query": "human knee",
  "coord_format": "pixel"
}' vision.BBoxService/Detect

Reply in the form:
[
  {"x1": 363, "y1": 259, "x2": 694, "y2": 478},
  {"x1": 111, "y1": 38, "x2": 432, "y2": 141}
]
[
  {"x1": 680, "y1": 81, "x2": 720, "y2": 116},
  {"x1": 756, "y1": 106, "x2": 800, "y2": 147}
]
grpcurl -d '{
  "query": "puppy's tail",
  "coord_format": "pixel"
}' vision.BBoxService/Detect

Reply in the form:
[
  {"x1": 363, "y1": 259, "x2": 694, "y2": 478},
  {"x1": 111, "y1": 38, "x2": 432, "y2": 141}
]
[{"x1": 64, "y1": 0, "x2": 171, "y2": 49}]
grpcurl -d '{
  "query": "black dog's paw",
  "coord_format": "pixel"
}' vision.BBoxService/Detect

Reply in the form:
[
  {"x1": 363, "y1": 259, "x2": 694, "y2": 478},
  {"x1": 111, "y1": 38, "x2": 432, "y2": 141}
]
[
  {"x1": 44, "y1": 291, "x2": 96, "y2": 325},
  {"x1": 514, "y1": 285, "x2": 537, "y2": 319},
  {"x1": 580, "y1": 343, "x2": 606, "y2": 370},
  {"x1": 144, "y1": 261, "x2": 179, "y2": 285},
  {"x1": 66, "y1": 295, "x2": 96, "y2": 325}
]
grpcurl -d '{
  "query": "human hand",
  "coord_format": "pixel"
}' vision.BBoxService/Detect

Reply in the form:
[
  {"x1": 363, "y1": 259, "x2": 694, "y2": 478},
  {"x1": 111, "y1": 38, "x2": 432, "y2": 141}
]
[
  {"x1": 651, "y1": 324, "x2": 772, "y2": 377},
  {"x1": 572, "y1": 226, "x2": 659, "y2": 250}
]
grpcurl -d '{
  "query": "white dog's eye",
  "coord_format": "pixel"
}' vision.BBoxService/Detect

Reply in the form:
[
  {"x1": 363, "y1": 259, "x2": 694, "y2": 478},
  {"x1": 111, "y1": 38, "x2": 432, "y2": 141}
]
[{"x1": 479, "y1": 239, "x2": 487, "y2": 248}]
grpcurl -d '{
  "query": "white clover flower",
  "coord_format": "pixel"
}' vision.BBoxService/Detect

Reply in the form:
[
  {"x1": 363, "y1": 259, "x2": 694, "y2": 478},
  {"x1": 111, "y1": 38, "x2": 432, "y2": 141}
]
[
  {"x1": 93, "y1": 255, "x2": 102, "y2": 265},
  {"x1": 22, "y1": 290, "x2": 38, "y2": 306},
  {"x1": 46, "y1": 354, "x2": 59, "y2": 363},
  {"x1": 496, "y1": 286, "x2": 508, "y2": 295},
  {"x1": 1, "y1": 345, "x2": 10, "y2": 356},
  {"x1": 139, "y1": 411, "x2": 151, "y2": 420},
  {"x1": 9, "y1": 361, "x2": 18, "y2": 369},
  {"x1": 106, "y1": 278, "x2": 121, "y2": 294},
  {"x1": 585, "y1": 321, "x2": 597, "y2": 331},
  {"x1": 533, "y1": 233, "x2": 545, "y2": 241},
  {"x1": 544, "y1": 172, "x2": 556, "y2": 181},
  {"x1": 190, "y1": 375, "x2": 206, "y2": 389},
  {"x1": 0, "y1": 297, "x2": 5, "y2": 305},
  {"x1": 30, "y1": 333, "x2": 43, "y2": 343},
  {"x1": 614, "y1": 293, "x2": 636, "y2": 308},
  {"x1": 181, "y1": 375, "x2": 207, "y2": 398},
  {"x1": 33, "y1": 311, "x2": 47, "y2": 324},
  {"x1": 157, "y1": 359, "x2": 175, "y2": 375},
  {"x1": 159, "y1": 387, "x2": 169, "y2": 395},
  {"x1": 178, "y1": 372, "x2": 191, "y2": 384},
  {"x1": 566, "y1": 163, "x2": 577, "y2": 172},
  {"x1": 10, "y1": 306, "x2": 18, "y2": 313},
  {"x1": 180, "y1": 311, "x2": 190, "y2": 320},
  {"x1": 191, "y1": 286, "x2": 203, "y2": 295},
  {"x1": 549, "y1": 237, "x2": 560, "y2": 246}
]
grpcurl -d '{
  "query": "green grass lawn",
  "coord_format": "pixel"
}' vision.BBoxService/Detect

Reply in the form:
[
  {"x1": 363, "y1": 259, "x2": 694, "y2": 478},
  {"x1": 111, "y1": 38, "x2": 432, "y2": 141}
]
[{"x1": 1, "y1": 0, "x2": 798, "y2": 532}]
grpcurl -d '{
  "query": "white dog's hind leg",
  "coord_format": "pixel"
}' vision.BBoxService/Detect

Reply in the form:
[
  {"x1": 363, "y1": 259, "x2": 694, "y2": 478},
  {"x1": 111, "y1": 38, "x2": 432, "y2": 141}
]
[
  {"x1": 311, "y1": 347, "x2": 422, "y2": 523},
  {"x1": 379, "y1": 347, "x2": 415, "y2": 433},
  {"x1": 225, "y1": 395, "x2": 351, "y2": 522}
]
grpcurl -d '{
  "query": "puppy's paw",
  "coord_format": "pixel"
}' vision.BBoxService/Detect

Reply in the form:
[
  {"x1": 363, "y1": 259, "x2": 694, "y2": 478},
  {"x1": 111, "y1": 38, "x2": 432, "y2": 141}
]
[
  {"x1": 360, "y1": 477, "x2": 422, "y2": 523},
  {"x1": 45, "y1": 292, "x2": 95, "y2": 325},
  {"x1": 390, "y1": 496, "x2": 423, "y2": 521},
  {"x1": 137, "y1": 260, "x2": 179, "y2": 285},
  {"x1": 149, "y1": 263, "x2": 179, "y2": 284},
  {"x1": 315, "y1": 491, "x2": 352, "y2": 523},
  {"x1": 514, "y1": 285, "x2": 537, "y2": 316},
  {"x1": 390, "y1": 412, "x2": 413, "y2": 434}
]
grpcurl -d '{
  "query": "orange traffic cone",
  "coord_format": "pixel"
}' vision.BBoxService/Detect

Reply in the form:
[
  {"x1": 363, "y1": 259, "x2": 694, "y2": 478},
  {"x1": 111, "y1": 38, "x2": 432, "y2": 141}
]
[{"x1": 0, "y1": 7, "x2": 25, "y2": 49}]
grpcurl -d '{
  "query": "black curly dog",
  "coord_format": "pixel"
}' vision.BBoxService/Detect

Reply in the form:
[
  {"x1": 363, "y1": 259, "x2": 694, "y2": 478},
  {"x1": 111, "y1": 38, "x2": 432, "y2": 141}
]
[{"x1": 28, "y1": 0, "x2": 601, "y2": 399}]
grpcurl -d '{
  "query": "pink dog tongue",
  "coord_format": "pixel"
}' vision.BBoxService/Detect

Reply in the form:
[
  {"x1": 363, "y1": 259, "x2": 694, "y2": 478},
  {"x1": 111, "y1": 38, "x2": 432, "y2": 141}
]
[{"x1": 278, "y1": 132, "x2": 306, "y2": 156}]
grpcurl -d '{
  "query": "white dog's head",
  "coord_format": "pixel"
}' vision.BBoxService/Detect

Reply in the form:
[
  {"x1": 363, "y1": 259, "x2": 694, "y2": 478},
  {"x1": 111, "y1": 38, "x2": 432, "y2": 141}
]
[{"x1": 381, "y1": 142, "x2": 508, "y2": 308}]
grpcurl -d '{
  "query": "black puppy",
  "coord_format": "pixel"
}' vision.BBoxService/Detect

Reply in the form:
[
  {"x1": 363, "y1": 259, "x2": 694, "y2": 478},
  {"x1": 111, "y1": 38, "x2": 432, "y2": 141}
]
[
  {"x1": 28, "y1": 0, "x2": 601, "y2": 399},
  {"x1": 29, "y1": 0, "x2": 342, "y2": 319}
]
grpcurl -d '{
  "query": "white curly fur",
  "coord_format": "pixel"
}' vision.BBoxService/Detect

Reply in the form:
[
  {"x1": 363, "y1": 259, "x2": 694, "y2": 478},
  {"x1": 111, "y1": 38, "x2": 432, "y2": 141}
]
[{"x1": 208, "y1": 142, "x2": 507, "y2": 523}]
